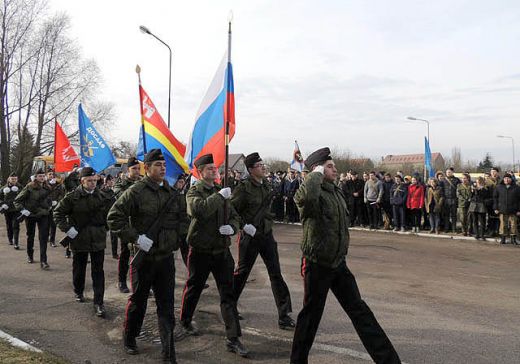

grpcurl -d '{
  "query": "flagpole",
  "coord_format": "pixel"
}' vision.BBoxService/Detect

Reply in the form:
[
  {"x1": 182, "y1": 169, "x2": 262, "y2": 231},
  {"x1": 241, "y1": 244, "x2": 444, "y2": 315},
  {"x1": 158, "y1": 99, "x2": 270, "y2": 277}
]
[
  {"x1": 223, "y1": 13, "x2": 232, "y2": 189},
  {"x1": 54, "y1": 118, "x2": 58, "y2": 167},
  {"x1": 136, "y1": 65, "x2": 147, "y2": 154}
]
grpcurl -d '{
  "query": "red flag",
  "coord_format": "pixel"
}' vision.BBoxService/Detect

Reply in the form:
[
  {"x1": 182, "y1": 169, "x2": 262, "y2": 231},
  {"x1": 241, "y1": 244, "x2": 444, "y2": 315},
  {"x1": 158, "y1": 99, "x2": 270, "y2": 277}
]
[{"x1": 54, "y1": 121, "x2": 80, "y2": 172}]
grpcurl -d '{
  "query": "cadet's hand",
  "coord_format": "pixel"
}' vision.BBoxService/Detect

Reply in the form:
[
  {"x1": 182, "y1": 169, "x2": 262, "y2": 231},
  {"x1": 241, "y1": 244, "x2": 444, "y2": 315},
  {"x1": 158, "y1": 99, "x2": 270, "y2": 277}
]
[
  {"x1": 494, "y1": 210, "x2": 499, "y2": 215},
  {"x1": 313, "y1": 165, "x2": 325, "y2": 174},
  {"x1": 219, "y1": 225, "x2": 235, "y2": 236},
  {"x1": 243, "y1": 224, "x2": 256, "y2": 237},
  {"x1": 11, "y1": 186, "x2": 18, "y2": 192},
  {"x1": 52, "y1": 201, "x2": 58, "y2": 207},
  {"x1": 137, "y1": 234, "x2": 154, "y2": 252},
  {"x1": 21, "y1": 209, "x2": 31, "y2": 217},
  {"x1": 66, "y1": 227, "x2": 79, "y2": 239},
  {"x1": 218, "y1": 187, "x2": 232, "y2": 199},
  {"x1": 3, "y1": 187, "x2": 10, "y2": 194},
  {"x1": 1, "y1": 204, "x2": 8, "y2": 211}
]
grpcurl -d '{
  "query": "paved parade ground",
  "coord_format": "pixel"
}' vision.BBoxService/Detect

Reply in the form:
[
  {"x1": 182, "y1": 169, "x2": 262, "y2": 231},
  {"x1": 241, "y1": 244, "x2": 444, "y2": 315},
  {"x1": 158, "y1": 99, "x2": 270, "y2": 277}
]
[{"x1": 0, "y1": 222, "x2": 519, "y2": 363}]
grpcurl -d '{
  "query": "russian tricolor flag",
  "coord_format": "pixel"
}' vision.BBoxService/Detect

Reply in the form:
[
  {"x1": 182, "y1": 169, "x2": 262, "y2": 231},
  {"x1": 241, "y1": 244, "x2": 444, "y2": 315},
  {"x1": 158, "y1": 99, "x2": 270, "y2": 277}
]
[{"x1": 185, "y1": 51, "x2": 235, "y2": 176}]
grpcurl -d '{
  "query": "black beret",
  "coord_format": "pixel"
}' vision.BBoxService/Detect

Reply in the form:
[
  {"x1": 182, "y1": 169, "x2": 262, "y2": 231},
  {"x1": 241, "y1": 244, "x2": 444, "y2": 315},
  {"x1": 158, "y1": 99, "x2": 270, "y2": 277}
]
[
  {"x1": 80, "y1": 167, "x2": 96, "y2": 178},
  {"x1": 143, "y1": 149, "x2": 165, "y2": 163},
  {"x1": 194, "y1": 154, "x2": 214, "y2": 168},
  {"x1": 245, "y1": 152, "x2": 262, "y2": 169},
  {"x1": 35, "y1": 169, "x2": 45, "y2": 175},
  {"x1": 351, "y1": 171, "x2": 358, "y2": 176},
  {"x1": 105, "y1": 175, "x2": 113, "y2": 181},
  {"x1": 127, "y1": 156, "x2": 140, "y2": 168},
  {"x1": 503, "y1": 173, "x2": 513, "y2": 179},
  {"x1": 9, "y1": 172, "x2": 17, "y2": 177},
  {"x1": 305, "y1": 147, "x2": 332, "y2": 169}
]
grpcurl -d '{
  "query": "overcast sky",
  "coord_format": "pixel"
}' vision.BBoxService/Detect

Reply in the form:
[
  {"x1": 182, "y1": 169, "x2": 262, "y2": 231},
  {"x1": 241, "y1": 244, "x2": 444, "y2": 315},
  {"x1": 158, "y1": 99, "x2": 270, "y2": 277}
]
[{"x1": 49, "y1": 0, "x2": 520, "y2": 166}]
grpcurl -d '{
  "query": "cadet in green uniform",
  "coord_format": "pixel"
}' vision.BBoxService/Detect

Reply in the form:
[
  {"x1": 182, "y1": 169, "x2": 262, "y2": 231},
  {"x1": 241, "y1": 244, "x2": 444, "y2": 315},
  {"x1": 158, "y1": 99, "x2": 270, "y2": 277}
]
[
  {"x1": 0, "y1": 173, "x2": 23, "y2": 249},
  {"x1": 54, "y1": 167, "x2": 113, "y2": 317},
  {"x1": 46, "y1": 170, "x2": 66, "y2": 247},
  {"x1": 290, "y1": 147, "x2": 400, "y2": 364},
  {"x1": 14, "y1": 169, "x2": 51, "y2": 268},
  {"x1": 178, "y1": 154, "x2": 248, "y2": 357},
  {"x1": 232, "y1": 152, "x2": 295, "y2": 329},
  {"x1": 107, "y1": 149, "x2": 180, "y2": 362},
  {"x1": 112, "y1": 157, "x2": 141, "y2": 293}
]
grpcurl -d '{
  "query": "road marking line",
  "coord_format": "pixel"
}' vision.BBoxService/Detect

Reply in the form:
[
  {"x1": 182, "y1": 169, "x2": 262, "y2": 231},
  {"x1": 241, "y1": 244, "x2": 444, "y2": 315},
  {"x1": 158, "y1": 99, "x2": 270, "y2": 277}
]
[
  {"x1": 243, "y1": 327, "x2": 373, "y2": 361},
  {"x1": 0, "y1": 328, "x2": 42, "y2": 352}
]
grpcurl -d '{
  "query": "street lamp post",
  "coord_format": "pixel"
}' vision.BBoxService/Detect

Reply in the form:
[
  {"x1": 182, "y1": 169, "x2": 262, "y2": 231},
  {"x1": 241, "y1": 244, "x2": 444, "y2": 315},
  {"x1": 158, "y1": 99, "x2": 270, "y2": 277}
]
[
  {"x1": 139, "y1": 25, "x2": 172, "y2": 129},
  {"x1": 497, "y1": 135, "x2": 516, "y2": 173},
  {"x1": 408, "y1": 116, "x2": 431, "y2": 180}
]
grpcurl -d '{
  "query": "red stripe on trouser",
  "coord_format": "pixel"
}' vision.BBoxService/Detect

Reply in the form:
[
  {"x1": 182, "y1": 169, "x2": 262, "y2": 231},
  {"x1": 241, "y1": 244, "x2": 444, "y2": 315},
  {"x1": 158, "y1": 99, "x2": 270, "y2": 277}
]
[
  {"x1": 301, "y1": 257, "x2": 307, "y2": 305},
  {"x1": 179, "y1": 247, "x2": 192, "y2": 321},
  {"x1": 123, "y1": 298, "x2": 132, "y2": 334}
]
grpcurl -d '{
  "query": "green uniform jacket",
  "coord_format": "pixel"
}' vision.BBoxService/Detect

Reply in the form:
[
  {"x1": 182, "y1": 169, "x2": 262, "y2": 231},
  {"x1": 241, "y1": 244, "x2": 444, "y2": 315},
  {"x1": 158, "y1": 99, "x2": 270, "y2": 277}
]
[
  {"x1": 186, "y1": 181, "x2": 239, "y2": 255},
  {"x1": 53, "y1": 186, "x2": 113, "y2": 252},
  {"x1": 456, "y1": 183, "x2": 472, "y2": 209},
  {"x1": 107, "y1": 176, "x2": 182, "y2": 261},
  {"x1": 113, "y1": 176, "x2": 140, "y2": 199},
  {"x1": 176, "y1": 190, "x2": 190, "y2": 237},
  {"x1": 0, "y1": 183, "x2": 23, "y2": 212},
  {"x1": 294, "y1": 172, "x2": 349, "y2": 268},
  {"x1": 14, "y1": 181, "x2": 51, "y2": 218},
  {"x1": 47, "y1": 182, "x2": 66, "y2": 210},
  {"x1": 231, "y1": 177, "x2": 274, "y2": 235}
]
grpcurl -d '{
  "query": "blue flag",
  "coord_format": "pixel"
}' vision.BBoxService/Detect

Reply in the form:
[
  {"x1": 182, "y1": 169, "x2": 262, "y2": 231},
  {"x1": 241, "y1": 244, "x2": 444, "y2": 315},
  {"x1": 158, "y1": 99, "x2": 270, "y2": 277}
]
[
  {"x1": 78, "y1": 104, "x2": 116, "y2": 172},
  {"x1": 424, "y1": 137, "x2": 435, "y2": 178}
]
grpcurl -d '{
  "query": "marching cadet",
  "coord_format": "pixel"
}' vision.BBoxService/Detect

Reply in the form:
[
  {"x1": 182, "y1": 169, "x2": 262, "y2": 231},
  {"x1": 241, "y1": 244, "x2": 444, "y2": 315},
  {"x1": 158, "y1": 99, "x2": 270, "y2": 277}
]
[
  {"x1": 177, "y1": 154, "x2": 248, "y2": 357},
  {"x1": 101, "y1": 175, "x2": 118, "y2": 259},
  {"x1": 290, "y1": 147, "x2": 400, "y2": 364},
  {"x1": 112, "y1": 157, "x2": 141, "y2": 293},
  {"x1": 231, "y1": 152, "x2": 295, "y2": 330},
  {"x1": 14, "y1": 169, "x2": 51, "y2": 268},
  {"x1": 54, "y1": 167, "x2": 113, "y2": 317},
  {"x1": 46, "y1": 169, "x2": 65, "y2": 247},
  {"x1": 173, "y1": 174, "x2": 191, "y2": 266},
  {"x1": 107, "y1": 149, "x2": 180, "y2": 362},
  {"x1": 0, "y1": 172, "x2": 23, "y2": 249}
]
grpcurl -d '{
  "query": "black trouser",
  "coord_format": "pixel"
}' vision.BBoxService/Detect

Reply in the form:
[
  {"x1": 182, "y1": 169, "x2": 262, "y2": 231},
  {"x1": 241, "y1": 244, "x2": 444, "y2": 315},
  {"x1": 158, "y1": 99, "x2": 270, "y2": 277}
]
[
  {"x1": 351, "y1": 198, "x2": 367, "y2": 226},
  {"x1": 472, "y1": 212, "x2": 486, "y2": 238},
  {"x1": 273, "y1": 196, "x2": 285, "y2": 221},
  {"x1": 180, "y1": 248, "x2": 241, "y2": 339},
  {"x1": 25, "y1": 216, "x2": 49, "y2": 262},
  {"x1": 366, "y1": 202, "x2": 380, "y2": 228},
  {"x1": 410, "y1": 209, "x2": 421, "y2": 229},
  {"x1": 110, "y1": 231, "x2": 118, "y2": 257},
  {"x1": 286, "y1": 197, "x2": 299, "y2": 223},
  {"x1": 125, "y1": 254, "x2": 175, "y2": 355},
  {"x1": 486, "y1": 207, "x2": 499, "y2": 236},
  {"x1": 4, "y1": 211, "x2": 20, "y2": 245},
  {"x1": 291, "y1": 259, "x2": 400, "y2": 364},
  {"x1": 48, "y1": 213, "x2": 57, "y2": 244},
  {"x1": 392, "y1": 205, "x2": 405, "y2": 229},
  {"x1": 118, "y1": 239, "x2": 131, "y2": 284},
  {"x1": 443, "y1": 201, "x2": 457, "y2": 231},
  {"x1": 233, "y1": 231, "x2": 292, "y2": 319},
  {"x1": 72, "y1": 249, "x2": 105, "y2": 305},
  {"x1": 178, "y1": 235, "x2": 189, "y2": 266}
]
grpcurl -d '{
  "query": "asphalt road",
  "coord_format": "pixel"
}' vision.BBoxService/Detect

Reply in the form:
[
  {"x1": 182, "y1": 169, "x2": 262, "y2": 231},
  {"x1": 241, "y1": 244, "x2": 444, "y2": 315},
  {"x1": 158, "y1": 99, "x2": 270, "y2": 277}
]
[{"x1": 0, "y1": 221, "x2": 519, "y2": 363}]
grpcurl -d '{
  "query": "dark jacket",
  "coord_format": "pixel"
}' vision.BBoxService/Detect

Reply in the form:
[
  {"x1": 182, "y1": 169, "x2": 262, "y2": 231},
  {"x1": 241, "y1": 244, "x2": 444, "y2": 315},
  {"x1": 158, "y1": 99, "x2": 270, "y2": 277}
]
[
  {"x1": 113, "y1": 176, "x2": 140, "y2": 199},
  {"x1": 389, "y1": 182, "x2": 407, "y2": 206},
  {"x1": 231, "y1": 177, "x2": 274, "y2": 235},
  {"x1": 341, "y1": 178, "x2": 365, "y2": 204},
  {"x1": 13, "y1": 181, "x2": 51, "y2": 218},
  {"x1": 0, "y1": 183, "x2": 23, "y2": 212},
  {"x1": 469, "y1": 187, "x2": 491, "y2": 214},
  {"x1": 107, "y1": 177, "x2": 182, "y2": 261},
  {"x1": 47, "y1": 182, "x2": 66, "y2": 211},
  {"x1": 382, "y1": 180, "x2": 394, "y2": 204},
  {"x1": 186, "y1": 181, "x2": 240, "y2": 255},
  {"x1": 54, "y1": 186, "x2": 113, "y2": 252},
  {"x1": 440, "y1": 176, "x2": 460, "y2": 204},
  {"x1": 294, "y1": 172, "x2": 349, "y2": 268},
  {"x1": 63, "y1": 171, "x2": 80, "y2": 192},
  {"x1": 493, "y1": 183, "x2": 520, "y2": 214}
]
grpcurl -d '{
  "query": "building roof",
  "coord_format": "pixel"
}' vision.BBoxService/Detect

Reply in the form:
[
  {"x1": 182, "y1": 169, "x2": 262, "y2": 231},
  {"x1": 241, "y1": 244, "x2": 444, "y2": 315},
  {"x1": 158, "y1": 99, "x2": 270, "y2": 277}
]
[
  {"x1": 228, "y1": 154, "x2": 245, "y2": 169},
  {"x1": 382, "y1": 153, "x2": 443, "y2": 164}
]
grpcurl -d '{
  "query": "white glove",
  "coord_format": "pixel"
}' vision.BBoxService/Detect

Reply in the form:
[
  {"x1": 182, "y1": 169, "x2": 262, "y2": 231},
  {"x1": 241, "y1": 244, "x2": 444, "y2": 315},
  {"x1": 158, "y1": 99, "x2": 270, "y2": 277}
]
[
  {"x1": 137, "y1": 234, "x2": 154, "y2": 252},
  {"x1": 3, "y1": 187, "x2": 10, "y2": 194},
  {"x1": 52, "y1": 200, "x2": 58, "y2": 207},
  {"x1": 49, "y1": 179, "x2": 56, "y2": 185},
  {"x1": 219, "y1": 225, "x2": 234, "y2": 236},
  {"x1": 218, "y1": 187, "x2": 232, "y2": 199},
  {"x1": 11, "y1": 186, "x2": 18, "y2": 192},
  {"x1": 21, "y1": 209, "x2": 31, "y2": 216},
  {"x1": 243, "y1": 224, "x2": 256, "y2": 237},
  {"x1": 313, "y1": 165, "x2": 325, "y2": 174},
  {"x1": 66, "y1": 227, "x2": 79, "y2": 239},
  {"x1": 1, "y1": 204, "x2": 8, "y2": 211}
]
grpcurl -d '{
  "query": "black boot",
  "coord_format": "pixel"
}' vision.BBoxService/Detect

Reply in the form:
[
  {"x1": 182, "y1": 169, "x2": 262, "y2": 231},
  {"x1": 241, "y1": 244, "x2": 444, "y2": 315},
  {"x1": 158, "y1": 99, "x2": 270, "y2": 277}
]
[
  {"x1": 511, "y1": 235, "x2": 518, "y2": 245},
  {"x1": 500, "y1": 236, "x2": 507, "y2": 244},
  {"x1": 123, "y1": 334, "x2": 139, "y2": 355},
  {"x1": 118, "y1": 282, "x2": 130, "y2": 293},
  {"x1": 226, "y1": 337, "x2": 249, "y2": 357}
]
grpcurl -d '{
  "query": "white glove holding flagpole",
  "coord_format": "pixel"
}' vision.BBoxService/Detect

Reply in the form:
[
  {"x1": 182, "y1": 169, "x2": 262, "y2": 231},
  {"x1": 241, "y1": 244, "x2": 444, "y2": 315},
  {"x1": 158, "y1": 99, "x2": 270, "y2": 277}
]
[
  {"x1": 137, "y1": 234, "x2": 154, "y2": 252},
  {"x1": 21, "y1": 209, "x2": 31, "y2": 217},
  {"x1": 243, "y1": 224, "x2": 256, "y2": 237},
  {"x1": 218, "y1": 187, "x2": 232, "y2": 200},
  {"x1": 219, "y1": 225, "x2": 234, "y2": 236},
  {"x1": 66, "y1": 227, "x2": 79, "y2": 239}
]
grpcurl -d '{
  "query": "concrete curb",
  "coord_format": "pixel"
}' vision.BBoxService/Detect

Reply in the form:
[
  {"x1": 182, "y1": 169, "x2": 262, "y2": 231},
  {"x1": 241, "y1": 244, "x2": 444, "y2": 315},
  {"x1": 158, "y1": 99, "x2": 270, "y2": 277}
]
[
  {"x1": 275, "y1": 222, "x2": 505, "y2": 244},
  {"x1": 0, "y1": 328, "x2": 42, "y2": 353}
]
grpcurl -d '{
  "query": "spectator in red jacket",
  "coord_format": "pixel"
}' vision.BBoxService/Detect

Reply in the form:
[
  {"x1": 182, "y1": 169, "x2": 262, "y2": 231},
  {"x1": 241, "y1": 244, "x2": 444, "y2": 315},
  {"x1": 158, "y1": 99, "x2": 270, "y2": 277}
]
[{"x1": 406, "y1": 177, "x2": 425, "y2": 233}]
